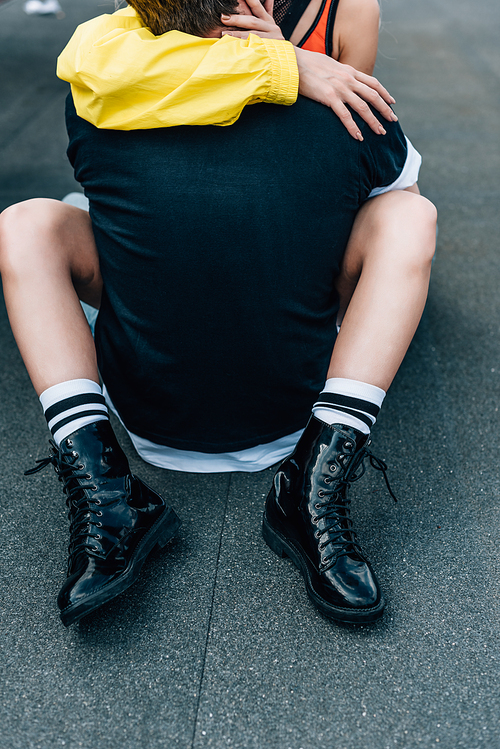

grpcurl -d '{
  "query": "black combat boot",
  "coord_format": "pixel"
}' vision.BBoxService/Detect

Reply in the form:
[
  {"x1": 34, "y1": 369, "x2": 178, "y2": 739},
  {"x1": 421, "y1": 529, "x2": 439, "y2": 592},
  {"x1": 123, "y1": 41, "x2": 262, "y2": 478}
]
[
  {"x1": 26, "y1": 420, "x2": 181, "y2": 626},
  {"x1": 263, "y1": 416, "x2": 391, "y2": 623}
]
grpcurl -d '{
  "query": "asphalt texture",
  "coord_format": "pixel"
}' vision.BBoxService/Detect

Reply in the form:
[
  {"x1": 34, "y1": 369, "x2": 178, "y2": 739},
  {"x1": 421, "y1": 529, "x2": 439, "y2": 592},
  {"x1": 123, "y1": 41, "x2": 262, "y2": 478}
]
[{"x1": 0, "y1": 0, "x2": 499, "y2": 747}]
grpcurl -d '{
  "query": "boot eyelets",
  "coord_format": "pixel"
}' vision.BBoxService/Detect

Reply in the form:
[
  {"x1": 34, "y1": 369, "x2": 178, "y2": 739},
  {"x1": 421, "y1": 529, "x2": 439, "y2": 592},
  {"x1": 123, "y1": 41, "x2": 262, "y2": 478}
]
[
  {"x1": 91, "y1": 486, "x2": 98, "y2": 492},
  {"x1": 314, "y1": 503, "x2": 322, "y2": 510},
  {"x1": 72, "y1": 451, "x2": 79, "y2": 458},
  {"x1": 94, "y1": 498, "x2": 101, "y2": 504},
  {"x1": 78, "y1": 464, "x2": 84, "y2": 470},
  {"x1": 85, "y1": 473, "x2": 92, "y2": 479},
  {"x1": 324, "y1": 477, "x2": 332, "y2": 484},
  {"x1": 317, "y1": 490, "x2": 325, "y2": 497},
  {"x1": 96, "y1": 522, "x2": 102, "y2": 528},
  {"x1": 329, "y1": 465, "x2": 337, "y2": 473},
  {"x1": 314, "y1": 530, "x2": 322, "y2": 539},
  {"x1": 66, "y1": 439, "x2": 73, "y2": 447},
  {"x1": 344, "y1": 441, "x2": 352, "y2": 450},
  {"x1": 96, "y1": 510, "x2": 103, "y2": 517}
]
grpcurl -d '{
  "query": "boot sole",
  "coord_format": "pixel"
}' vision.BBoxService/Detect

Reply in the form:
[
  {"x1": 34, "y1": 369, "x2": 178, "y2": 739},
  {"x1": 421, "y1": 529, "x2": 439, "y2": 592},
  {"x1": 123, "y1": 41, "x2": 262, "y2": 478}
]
[
  {"x1": 59, "y1": 506, "x2": 181, "y2": 626},
  {"x1": 262, "y1": 511, "x2": 385, "y2": 624}
]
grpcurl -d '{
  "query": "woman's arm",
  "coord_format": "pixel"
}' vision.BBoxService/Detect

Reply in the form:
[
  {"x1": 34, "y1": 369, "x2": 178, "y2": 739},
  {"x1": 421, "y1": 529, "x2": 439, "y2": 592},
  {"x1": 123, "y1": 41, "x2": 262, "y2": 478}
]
[
  {"x1": 223, "y1": 0, "x2": 396, "y2": 139},
  {"x1": 333, "y1": 0, "x2": 380, "y2": 75}
]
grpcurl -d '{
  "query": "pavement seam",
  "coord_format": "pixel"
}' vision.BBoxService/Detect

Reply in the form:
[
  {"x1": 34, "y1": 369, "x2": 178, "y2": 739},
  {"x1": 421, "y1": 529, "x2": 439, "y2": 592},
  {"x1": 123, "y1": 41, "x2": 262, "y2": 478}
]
[{"x1": 189, "y1": 473, "x2": 233, "y2": 749}]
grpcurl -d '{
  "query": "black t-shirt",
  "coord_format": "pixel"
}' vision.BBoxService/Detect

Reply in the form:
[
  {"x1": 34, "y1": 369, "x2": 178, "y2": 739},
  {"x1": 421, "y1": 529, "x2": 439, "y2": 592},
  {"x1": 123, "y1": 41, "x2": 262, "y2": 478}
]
[{"x1": 66, "y1": 94, "x2": 407, "y2": 452}]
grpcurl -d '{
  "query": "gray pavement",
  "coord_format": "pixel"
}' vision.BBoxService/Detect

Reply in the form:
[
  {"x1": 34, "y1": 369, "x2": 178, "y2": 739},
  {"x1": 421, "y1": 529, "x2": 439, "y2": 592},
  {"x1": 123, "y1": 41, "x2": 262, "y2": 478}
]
[{"x1": 0, "y1": 0, "x2": 499, "y2": 747}]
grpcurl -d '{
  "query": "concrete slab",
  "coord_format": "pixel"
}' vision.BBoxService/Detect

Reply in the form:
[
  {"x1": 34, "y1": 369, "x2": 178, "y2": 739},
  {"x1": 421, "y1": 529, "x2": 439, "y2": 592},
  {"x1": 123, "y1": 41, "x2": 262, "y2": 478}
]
[
  {"x1": 190, "y1": 1, "x2": 500, "y2": 747},
  {"x1": 0, "y1": 292, "x2": 232, "y2": 748},
  {"x1": 0, "y1": 0, "x2": 499, "y2": 747},
  {"x1": 191, "y1": 325, "x2": 499, "y2": 749}
]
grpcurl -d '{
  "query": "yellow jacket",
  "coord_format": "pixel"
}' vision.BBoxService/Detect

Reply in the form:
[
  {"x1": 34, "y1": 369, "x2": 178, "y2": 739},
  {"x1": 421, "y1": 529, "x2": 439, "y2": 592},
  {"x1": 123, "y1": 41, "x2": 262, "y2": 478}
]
[{"x1": 57, "y1": 7, "x2": 299, "y2": 130}]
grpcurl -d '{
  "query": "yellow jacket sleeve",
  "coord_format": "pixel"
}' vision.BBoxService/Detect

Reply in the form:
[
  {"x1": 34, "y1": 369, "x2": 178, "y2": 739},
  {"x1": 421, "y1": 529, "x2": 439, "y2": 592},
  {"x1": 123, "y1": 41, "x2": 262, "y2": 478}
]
[{"x1": 56, "y1": 7, "x2": 299, "y2": 130}]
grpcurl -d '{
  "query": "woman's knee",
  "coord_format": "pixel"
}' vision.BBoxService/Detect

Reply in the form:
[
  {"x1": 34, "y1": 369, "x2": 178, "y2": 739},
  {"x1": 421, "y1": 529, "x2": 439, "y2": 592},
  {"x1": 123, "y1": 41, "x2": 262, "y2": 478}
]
[
  {"x1": 399, "y1": 193, "x2": 438, "y2": 268},
  {"x1": 404, "y1": 192, "x2": 438, "y2": 232},
  {"x1": 346, "y1": 191, "x2": 436, "y2": 268},
  {"x1": 0, "y1": 199, "x2": 65, "y2": 270},
  {"x1": 363, "y1": 191, "x2": 437, "y2": 270},
  {"x1": 0, "y1": 198, "x2": 93, "y2": 277}
]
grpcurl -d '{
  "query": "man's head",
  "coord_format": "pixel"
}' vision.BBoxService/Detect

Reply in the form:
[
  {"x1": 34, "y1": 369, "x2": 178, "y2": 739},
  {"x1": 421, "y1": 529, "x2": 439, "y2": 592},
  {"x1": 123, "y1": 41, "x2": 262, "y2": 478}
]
[{"x1": 126, "y1": 0, "x2": 240, "y2": 37}]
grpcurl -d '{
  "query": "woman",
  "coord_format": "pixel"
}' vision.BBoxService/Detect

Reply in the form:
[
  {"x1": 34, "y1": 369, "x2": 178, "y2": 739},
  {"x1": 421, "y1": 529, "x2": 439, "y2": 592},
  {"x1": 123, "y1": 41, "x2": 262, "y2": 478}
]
[
  {"x1": 229, "y1": 0, "x2": 381, "y2": 73},
  {"x1": 58, "y1": 0, "x2": 394, "y2": 140}
]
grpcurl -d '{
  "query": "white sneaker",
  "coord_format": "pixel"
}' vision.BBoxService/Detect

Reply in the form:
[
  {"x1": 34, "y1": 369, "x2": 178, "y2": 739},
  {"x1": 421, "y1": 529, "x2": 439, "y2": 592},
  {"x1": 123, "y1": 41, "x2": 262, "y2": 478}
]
[{"x1": 24, "y1": 0, "x2": 62, "y2": 14}]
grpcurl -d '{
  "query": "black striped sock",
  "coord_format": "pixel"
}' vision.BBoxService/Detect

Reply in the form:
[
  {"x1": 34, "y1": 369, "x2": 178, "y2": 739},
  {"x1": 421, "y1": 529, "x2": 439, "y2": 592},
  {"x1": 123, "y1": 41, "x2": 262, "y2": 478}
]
[
  {"x1": 312, "y1": 378, "x2": 385, "y2": 435},
  {"x1": 39, "y1": 379, "x2": 108, "y2": 445}
]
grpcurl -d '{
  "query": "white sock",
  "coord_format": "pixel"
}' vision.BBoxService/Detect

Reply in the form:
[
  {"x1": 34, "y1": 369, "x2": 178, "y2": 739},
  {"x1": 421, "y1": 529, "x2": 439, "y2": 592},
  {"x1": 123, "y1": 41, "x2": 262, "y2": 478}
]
[
  {"x1": 39, "y1": 379, "x2": 108, "y2": 445},
  {"x1": 312, "y1": 377, "x2": 386, "y2": 435}
]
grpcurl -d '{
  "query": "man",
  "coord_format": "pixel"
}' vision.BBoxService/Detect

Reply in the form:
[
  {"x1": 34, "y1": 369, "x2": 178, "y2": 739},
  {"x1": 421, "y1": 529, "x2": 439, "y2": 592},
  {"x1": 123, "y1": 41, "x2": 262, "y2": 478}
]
[{"x1": 0, "y1": 0, "x2": 436, "y2": 626}]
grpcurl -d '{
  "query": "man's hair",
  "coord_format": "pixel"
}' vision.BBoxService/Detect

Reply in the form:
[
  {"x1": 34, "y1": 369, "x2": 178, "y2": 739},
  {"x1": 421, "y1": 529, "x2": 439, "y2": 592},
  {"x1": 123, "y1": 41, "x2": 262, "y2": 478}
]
[{"x1": 126, "y1": 0, "x2": 240, "y2": 37}]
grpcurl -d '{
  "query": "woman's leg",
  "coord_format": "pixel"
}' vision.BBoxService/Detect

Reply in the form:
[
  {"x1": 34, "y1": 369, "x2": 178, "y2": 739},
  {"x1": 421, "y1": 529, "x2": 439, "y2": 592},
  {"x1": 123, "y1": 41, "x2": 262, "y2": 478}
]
[
  {"x1": 264, "y1": 190, "x2": 437, "y2": 623},
  {"x1": 0, "y1": 198, "x2": 102, "y2": 395},
  {"x1": 0, "y1": 198, "x2": 180, "y2": 627},
  {"x1": 330, "y1": 190, "x2": 437, "y2": 391}
]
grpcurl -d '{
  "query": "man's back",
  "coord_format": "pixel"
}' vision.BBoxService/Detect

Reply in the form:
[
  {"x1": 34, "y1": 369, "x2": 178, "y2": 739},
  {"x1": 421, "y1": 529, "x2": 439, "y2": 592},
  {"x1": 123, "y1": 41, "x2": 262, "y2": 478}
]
[{"x1": 67, "y1": 94, "x2": 407, "y2": 452}]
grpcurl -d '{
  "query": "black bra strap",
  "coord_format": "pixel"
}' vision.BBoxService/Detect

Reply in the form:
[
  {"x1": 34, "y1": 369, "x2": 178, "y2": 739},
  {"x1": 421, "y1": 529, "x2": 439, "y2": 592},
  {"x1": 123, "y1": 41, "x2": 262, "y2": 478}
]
[
  {"x1": 282, "y1": 0, "x2": 341, "y2": 54},
  {"x1": 325, "y1": 0, "x2": 340, "y2": 57},
  {"x1": 296, "y1": 0, "x2": 327, "y2": 48},
  {"x1": 279, "y1": 0, "x2": 312, "y2": 41}
]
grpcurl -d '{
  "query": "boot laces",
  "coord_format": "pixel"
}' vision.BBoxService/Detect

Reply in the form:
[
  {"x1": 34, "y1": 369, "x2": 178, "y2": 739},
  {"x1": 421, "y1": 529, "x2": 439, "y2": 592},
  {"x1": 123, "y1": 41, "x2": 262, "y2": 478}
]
[
  {"x1": 314, "y1": 444, "x2": 397, "y2": 573},
  {"x1": 25, "y1": 442, "x2": 106, "y2": 567}
]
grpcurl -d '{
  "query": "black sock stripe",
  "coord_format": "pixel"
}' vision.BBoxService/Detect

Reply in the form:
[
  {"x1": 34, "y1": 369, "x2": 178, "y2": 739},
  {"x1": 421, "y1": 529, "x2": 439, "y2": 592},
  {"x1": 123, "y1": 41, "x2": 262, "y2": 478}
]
[
  {"x1": 316, "y1": 392, "x2": 380, "y2": 418},
  {"x1": 44, "y1": 394, "x2": 107, "y2": 423},
  {"x1": 313, "y1": 400, "x2": 376, "y2": 423},
  {"x1": 313, "y1": 405, "x2": 374, "y2": 429},
  {"x1": 49, "y1": 410, "x2": 108, "y2": 436}
]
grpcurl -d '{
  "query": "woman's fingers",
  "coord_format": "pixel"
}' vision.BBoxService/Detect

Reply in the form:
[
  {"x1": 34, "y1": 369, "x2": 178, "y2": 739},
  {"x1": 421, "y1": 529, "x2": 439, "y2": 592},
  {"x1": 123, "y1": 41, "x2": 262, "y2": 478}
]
[
  {"x1": 245, "y1": 0, "x2": 273, "y2": 20},
  {"x1": 354, "y1": 70, "x2": 396, "y2": 106},
  {"x1": 221, "y1": 0, "x2": 283, "y2": 37},
  {"x1": 221, "y1": 15, "x2": 283, "y2": 38},
  {"x1": 263, "y1": 0, "x2": 274, "y2": 17},
  {"x1": 220, "y1": 13, "x2": 284, "y2": 39},
  {"x1": 350, "y1": 80, "x2": 398, "y2": 123},
  {"x1": 295, "y1": 48, "x2": 401, "y2": 138},
  {"x1": 295, "y1": 49, "x2": 399, "y2": 133},
  {"x1": 221, "y1": 14, "x2": 272, "y2": 29}
]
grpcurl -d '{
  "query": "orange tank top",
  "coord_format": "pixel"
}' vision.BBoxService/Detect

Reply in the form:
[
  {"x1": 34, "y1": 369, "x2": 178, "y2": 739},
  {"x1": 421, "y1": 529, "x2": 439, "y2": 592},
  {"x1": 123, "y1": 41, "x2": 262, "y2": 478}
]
[{"x1": 297, "y1": 0, "x2": 340, "y2": 57}]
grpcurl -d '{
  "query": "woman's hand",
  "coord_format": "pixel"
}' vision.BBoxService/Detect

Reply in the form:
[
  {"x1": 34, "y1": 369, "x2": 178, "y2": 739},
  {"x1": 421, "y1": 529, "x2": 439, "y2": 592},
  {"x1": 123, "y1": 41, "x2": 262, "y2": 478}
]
[
  {"x1": 221, "y1": 0, "x2": 398, "y2": 141},
  {"x1": 221, "y1": 0, "x2": 284, "y2": 40},
  {"x1": 294, "y1": 47, "x2": 398, "y2": 140}
]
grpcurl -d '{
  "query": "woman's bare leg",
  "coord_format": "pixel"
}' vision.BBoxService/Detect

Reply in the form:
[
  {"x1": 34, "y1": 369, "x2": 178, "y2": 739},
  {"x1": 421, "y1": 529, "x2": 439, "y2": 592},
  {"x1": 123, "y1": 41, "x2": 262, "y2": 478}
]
[
  {"x1": 330, "y1": 190, "x2": 437, "y2": 391},
  {"x1": 264, "y1": 191, "x2": 436, "y2": 627},
  {"x1": 0, "y1": 201, "x2": 181, "y2": 629},
  {"x1": 0, "y1": 198, "x2": 101, "y2": 395}
]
